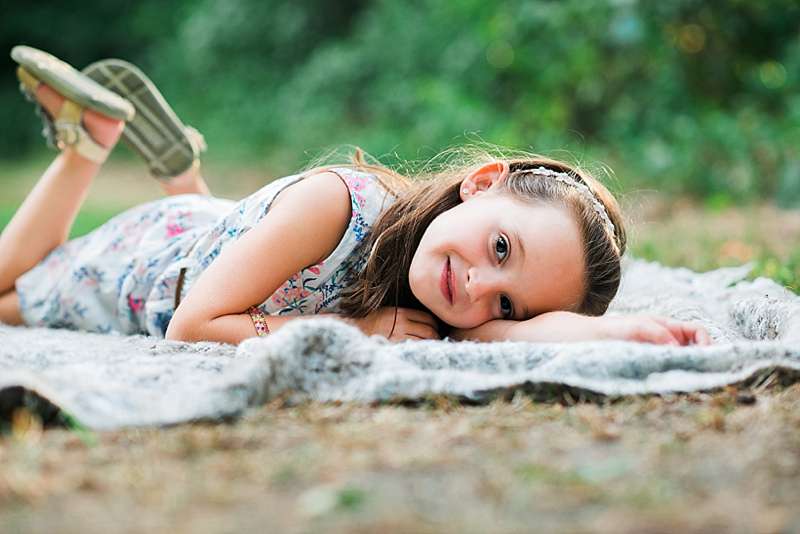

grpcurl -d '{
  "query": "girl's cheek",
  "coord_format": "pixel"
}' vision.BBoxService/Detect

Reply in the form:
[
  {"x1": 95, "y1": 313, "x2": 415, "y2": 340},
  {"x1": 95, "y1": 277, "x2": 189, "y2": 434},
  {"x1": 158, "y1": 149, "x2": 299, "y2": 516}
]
[{"x1": 464, "y1": 308, "x2": 488, "y2": 329}]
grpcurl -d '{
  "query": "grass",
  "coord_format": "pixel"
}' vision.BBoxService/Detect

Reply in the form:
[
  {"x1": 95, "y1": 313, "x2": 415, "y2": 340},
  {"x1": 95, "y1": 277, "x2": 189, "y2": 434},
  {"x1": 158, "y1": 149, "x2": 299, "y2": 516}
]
[
  {"x1": 1, "y1": 158, "x2": 800, "y2": 533},
  {"x1": 0, "y1": 153, "x2": 278, "y2": 238},
  {"x1": 0, "y1": 205, "x2": 121, "y2": 239},
  {"x1": 626, "y1": 194, "x2": 800, "y2": 293}
]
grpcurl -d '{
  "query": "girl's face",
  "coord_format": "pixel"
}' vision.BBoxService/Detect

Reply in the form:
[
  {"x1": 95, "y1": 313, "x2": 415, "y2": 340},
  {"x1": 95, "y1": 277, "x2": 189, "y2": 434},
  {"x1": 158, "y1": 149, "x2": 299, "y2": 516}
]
[{"x1": 408, "y1": 163, "x2": 586, "y2": 329}]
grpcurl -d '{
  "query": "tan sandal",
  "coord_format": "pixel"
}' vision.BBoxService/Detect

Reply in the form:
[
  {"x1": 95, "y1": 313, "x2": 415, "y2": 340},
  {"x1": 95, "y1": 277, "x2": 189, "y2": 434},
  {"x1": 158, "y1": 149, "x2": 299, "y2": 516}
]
[
  {"x1": 12, "y1": 46, "x2": 135, "y2": 164},
  {"x1": 82, "y1": 59, "x2": 205, "y2": 179}
]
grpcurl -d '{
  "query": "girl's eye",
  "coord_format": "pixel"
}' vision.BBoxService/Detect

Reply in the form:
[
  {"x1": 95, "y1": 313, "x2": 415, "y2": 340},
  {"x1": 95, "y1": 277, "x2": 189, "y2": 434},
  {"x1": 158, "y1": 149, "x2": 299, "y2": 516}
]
[
  {"x1": 500, "y1": 295, "x2": 514, "y2": 319},
  {"x1": 495, "y1": 235, "x2": 509, "y2": 262}
]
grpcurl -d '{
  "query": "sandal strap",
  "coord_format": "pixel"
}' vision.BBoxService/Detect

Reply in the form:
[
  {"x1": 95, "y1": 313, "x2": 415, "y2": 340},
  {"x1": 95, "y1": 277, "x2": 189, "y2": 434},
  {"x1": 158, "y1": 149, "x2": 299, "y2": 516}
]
[
  {"x1": 18, "y1": 68, "x2": 58, "y2": 147},
  {"x1": 185, "y1": 125, "x2": 207, "y2": 154},
  {"x1": 54, "y1": 100, "x2": 111, "y2": 164},
  {"x1": 16, "y1": 66, "x2": 40, "y2": 95},
  {"x1": 17, "y1": 66, "x2": 111, "y2": 164}
]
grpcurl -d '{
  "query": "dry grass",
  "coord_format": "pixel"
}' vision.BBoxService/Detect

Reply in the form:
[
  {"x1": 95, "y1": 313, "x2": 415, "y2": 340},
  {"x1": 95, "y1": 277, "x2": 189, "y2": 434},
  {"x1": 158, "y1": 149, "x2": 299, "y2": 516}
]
[
  {"x1": 626, "y1": 193, "x2": 800, "y2": 292},
  {"x1": 1, "y1": 385, "x2": 799, "y2": 533}
]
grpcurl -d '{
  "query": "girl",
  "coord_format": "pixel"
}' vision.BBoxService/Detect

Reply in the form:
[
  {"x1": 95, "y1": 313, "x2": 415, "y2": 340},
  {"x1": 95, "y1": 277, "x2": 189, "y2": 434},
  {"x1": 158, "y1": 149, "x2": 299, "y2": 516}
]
[{"x1": 0, "y1": 47, "x2": 711, "y2": 346}]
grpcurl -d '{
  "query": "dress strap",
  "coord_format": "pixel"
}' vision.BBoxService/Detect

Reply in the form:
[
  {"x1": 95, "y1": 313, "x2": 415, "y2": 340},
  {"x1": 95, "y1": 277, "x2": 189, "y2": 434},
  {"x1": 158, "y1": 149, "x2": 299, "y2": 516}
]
[{"x1": 174, "y1": 267, "x2": 188, "y2": 310}]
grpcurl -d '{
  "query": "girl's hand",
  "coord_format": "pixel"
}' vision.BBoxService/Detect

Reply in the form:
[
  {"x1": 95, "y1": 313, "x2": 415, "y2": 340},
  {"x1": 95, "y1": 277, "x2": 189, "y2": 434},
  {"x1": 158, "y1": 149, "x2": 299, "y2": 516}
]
[
  {"x1": 457, "y1": 311, "x2": 713, "y2": 345},
  {"x1": 351, "y1": 307, "x2": 440, "y2": 342},
  {"x1": 592, "y1": 314, "x2": 712, "y2": 346}
]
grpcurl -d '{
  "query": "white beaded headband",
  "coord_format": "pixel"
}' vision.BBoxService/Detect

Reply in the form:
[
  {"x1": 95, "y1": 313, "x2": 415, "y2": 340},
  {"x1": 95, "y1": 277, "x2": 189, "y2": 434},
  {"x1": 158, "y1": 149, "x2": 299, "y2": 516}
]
[{"x1": 527, "y1": 166, "x2": 618, "y2": 250}]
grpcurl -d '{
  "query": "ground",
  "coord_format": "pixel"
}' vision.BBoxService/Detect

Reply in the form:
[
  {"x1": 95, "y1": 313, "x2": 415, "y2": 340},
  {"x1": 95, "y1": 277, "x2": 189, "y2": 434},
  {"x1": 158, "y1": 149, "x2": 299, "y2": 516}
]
[
  {"x1": 2, "y1": 387, "x2": 799, "y2": 533},
  {"x1": 1, "y1": 158, "x2": 799, "y2": 533}
]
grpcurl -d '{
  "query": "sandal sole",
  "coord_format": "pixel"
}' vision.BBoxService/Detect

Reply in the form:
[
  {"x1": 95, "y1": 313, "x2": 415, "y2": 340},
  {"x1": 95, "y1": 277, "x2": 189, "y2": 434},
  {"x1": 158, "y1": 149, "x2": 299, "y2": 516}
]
[
  {"x1": 82, "y1": 59, "x2": 199, "y2": 179},
  {"x1": 11, "y1": 46, "x2": 135, "y2": 121}
]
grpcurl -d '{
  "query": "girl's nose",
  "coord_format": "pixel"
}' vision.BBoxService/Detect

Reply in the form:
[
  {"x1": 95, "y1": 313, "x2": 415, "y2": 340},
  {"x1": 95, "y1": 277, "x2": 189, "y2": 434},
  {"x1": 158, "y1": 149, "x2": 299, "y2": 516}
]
[{"x1": 465, "y1": 266, "x2": 502, "y2": 303}]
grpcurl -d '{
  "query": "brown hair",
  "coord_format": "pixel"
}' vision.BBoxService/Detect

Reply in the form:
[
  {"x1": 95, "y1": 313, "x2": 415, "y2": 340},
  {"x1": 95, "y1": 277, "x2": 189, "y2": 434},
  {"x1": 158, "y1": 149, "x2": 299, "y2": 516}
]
[{"x1": 313, "y1": 147, "x2": 627, "y2": 321}]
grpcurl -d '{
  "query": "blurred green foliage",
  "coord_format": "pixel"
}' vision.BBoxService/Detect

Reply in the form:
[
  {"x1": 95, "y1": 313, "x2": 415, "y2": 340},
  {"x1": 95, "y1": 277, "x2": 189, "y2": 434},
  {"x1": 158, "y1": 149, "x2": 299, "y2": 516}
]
[
  {"x1": 753, "y1": 252, "x2": 800, "y2": 293},
  {"x1": 2, "y1": 0, "x2": 799, "y2": 204}
]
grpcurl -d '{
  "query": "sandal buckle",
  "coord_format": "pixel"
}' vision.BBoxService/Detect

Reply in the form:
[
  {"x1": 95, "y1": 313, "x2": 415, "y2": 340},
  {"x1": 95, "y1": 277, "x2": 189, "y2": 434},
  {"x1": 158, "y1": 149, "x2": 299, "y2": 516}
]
[{"x1": 54, "y1": 120, "x2": 82, "y2": 148}]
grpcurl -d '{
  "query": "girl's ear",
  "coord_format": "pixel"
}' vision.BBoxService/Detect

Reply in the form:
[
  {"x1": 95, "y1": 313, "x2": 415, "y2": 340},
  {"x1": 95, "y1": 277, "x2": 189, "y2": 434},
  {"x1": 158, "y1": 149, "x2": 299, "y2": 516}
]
[{"x1": 459, "y1": 161, "x2": 510, "y2": 201}]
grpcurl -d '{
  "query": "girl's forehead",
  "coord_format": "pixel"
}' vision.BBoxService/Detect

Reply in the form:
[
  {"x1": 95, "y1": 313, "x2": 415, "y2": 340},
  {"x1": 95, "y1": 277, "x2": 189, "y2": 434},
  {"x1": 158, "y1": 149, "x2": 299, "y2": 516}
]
[{"x1": 467, "y1": 194, "x2": 566, "y2": 222}]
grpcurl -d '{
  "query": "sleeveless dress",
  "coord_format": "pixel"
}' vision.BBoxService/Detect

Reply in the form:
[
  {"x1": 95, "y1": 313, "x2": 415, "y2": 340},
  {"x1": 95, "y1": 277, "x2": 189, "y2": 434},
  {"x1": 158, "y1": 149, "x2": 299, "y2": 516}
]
[{"x1": 15, "y1": 168, "x2": 395, "y2": 337}]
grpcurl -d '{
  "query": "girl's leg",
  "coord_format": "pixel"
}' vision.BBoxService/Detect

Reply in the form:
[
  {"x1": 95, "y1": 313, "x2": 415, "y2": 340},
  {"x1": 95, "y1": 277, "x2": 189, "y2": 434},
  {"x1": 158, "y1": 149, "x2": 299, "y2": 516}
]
[
  {"x1": 159, "y1": 160, "x2": 211, "y2": 196},
  {"x1": 0, "y1": 291, "x2": 22, "y2": 325},
  {"x1": 0, "y1": 84, "x2": 123, "y2": 295}
]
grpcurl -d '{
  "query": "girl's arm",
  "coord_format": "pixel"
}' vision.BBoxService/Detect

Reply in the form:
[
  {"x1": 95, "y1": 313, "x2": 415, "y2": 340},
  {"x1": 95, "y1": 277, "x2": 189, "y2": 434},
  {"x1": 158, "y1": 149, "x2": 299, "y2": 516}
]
[
  {"x1": 165, "y1": 172, "x2": 354, "y2": 344},
  {"x1": 166, "y1": 171, "x2": 439, "y2": 344},
  {"x1": 449, "y1": 311, "x2": 711, "y2": 345}
]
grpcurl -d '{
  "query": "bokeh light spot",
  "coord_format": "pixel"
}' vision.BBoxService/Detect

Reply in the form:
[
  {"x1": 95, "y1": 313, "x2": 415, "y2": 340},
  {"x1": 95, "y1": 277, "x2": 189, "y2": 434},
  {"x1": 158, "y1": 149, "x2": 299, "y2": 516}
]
[
  {"x1": 486, "y1": 40, "x2": 514, "y2": 70},
  {"x1": 760, "y1": 61, "x2": 787, "y2": 89},
  {"x1": 678, "y1": 24, "x2": 706, "y2": 54}
]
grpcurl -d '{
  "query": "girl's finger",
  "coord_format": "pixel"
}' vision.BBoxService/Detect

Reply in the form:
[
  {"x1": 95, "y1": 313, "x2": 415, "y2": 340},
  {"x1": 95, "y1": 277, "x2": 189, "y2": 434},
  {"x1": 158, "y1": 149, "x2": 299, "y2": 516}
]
[
  {"x1": 651, "y1": 317, "x2": 696, "y2": 346},
  {"x1": 406, "y1": 321, "x2": 440, "y2": 340},
  {"x1": 664, "y1": 320, "x2": 693, "y2": 345},
  {"x1": 651, "y1": 318, "x2": 712, "y2": 346},
  {"x1": 638, "y1": 322, "x2": 679, "y2": 346},
  {"x1": 670, "y1": 320, "x2": 710, "y2": 346},
  {"x1": 402, "y1": 308, "x2": 439, "y2": 329},
  {"x1": 694, "y1": 326, "x2": 713, "y2": 345}
]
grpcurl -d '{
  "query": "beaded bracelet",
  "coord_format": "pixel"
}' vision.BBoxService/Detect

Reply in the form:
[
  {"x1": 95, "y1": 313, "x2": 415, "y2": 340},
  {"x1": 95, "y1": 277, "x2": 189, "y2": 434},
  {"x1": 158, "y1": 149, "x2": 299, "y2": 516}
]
[{"x1": 248, "y1": 306, "x2": 270, "y2": 337}]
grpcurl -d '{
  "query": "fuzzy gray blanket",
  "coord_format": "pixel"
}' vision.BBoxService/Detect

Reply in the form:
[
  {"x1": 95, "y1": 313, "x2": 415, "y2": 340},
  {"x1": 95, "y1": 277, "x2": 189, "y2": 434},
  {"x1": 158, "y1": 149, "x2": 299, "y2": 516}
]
[{"x1": 1, "y1": 259, "x2": 799, "y2": 430}]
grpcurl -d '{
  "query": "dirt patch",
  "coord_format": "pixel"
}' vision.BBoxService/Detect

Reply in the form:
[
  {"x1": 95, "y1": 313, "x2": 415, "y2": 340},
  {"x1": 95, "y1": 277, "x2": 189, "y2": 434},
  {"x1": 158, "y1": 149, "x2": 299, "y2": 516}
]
[{"x1": 1, "y1": 383, "x2": 799, "y2": 533}]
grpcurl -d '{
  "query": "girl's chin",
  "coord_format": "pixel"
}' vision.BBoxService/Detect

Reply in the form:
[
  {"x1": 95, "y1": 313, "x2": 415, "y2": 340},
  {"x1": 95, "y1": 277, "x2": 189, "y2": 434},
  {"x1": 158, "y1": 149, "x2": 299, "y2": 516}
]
[{"x1": 412, "y1": 282, "x2": 475, "y2": 328}]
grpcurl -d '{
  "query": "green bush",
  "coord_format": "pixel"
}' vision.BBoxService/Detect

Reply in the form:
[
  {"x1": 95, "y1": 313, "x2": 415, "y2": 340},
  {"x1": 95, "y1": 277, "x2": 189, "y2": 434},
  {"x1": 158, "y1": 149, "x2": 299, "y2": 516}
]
[{"x1": 2, "y1": 0, "x2": 799, "y2": 203}]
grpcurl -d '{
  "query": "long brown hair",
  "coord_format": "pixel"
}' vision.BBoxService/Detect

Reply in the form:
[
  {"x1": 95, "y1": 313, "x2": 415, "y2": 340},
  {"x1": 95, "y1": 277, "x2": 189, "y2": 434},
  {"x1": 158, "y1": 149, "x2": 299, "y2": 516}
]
[{"x1": 310, "y1": 147, "x2": 627, "y2": 321}]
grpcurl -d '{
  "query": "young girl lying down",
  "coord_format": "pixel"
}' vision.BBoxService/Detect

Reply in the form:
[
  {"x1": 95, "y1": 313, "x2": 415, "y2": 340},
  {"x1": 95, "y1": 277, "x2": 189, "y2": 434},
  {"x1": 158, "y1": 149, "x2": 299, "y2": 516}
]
[{"x1": 0, "y1": 46, "x2": 711, "y2": 346}]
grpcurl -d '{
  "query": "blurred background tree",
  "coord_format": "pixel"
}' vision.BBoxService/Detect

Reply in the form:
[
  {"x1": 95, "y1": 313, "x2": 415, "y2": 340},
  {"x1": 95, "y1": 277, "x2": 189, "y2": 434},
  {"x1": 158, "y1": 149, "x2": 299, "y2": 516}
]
[{"x1": 1, "y1": 0, "x2": 799, "y2": 205}]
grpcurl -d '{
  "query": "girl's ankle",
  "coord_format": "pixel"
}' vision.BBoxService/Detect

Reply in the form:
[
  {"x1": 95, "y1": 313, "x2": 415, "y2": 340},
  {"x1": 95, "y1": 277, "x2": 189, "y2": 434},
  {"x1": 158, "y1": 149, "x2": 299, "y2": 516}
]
[
  {"x1": 36, "y1": 84, "x2": 124, "y2": 149},
  {"x1": 161, "y1": 161, "x2": 209, "y2": 195},
  {"x1": 81, "y1": 109, "x2": 125, "y2": 148}
]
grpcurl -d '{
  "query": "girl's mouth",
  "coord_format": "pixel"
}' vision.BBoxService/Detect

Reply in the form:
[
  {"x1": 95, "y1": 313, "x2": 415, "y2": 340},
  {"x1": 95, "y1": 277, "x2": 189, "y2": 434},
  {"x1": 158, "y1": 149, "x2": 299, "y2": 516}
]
[{"x1": 440, "y1": 257, "x2": 454, "y2": 305}]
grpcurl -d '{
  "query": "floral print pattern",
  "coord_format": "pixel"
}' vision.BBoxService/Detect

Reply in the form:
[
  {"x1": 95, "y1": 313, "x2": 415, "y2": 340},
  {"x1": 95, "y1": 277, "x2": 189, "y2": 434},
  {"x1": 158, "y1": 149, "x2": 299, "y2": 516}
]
[{"x1": 16, "y1": 168, "x2": 395, "y2": 337}]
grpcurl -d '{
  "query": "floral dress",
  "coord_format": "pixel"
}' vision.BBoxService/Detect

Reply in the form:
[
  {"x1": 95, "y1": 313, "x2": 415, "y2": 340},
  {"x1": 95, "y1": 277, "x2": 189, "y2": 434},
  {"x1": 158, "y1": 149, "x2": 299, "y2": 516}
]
[{"x1": 15, "y1": 168, "x2": 395, "y2": 337}]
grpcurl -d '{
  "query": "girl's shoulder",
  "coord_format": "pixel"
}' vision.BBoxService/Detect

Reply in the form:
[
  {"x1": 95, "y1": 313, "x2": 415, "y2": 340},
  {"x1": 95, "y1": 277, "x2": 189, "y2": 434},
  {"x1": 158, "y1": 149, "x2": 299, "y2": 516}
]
[
  {"x1": 241, "y1": 166, "x2": 396, "y2": 218},
  {"x1": 321, "y1": 166, "x2": 398, "y2": 221}
]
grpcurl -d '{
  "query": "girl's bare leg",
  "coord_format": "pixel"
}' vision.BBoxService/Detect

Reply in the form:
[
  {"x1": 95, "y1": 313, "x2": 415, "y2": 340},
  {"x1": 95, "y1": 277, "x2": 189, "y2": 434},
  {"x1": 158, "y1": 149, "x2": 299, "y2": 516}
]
[
  {"x1": 0, "y1": 159, "x2": 210, "y2": 326},
  {"x1": 0, "y1": 291, "x2": 21, "y2": 325},
  {"x1": 159, "y1": 160, "x2": 211, "y2": 196},
  {"x1": 0, "y1": 84, "x2": 123, "y2": 296}
]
